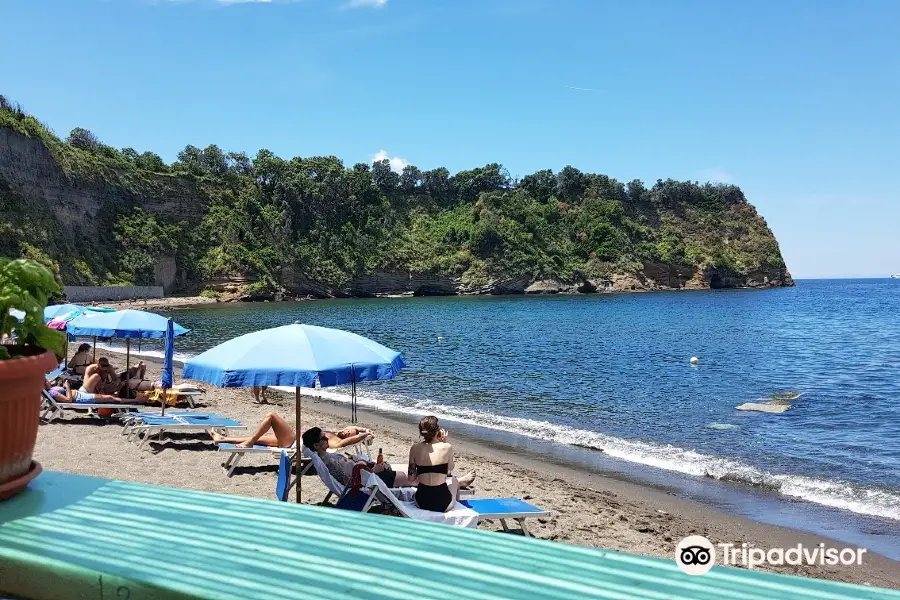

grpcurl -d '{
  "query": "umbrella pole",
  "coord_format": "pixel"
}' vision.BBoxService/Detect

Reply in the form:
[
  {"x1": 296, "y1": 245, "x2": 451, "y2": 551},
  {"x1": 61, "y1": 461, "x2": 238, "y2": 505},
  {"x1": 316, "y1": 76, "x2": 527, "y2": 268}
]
[
  {"x1": 351, "y1": 368, "x2": 357, "y2": 424},
  {"x1": 92, "y1": 336, "x2": 97, "y2": 362},
  {"x1": 126, "y1": 339, "x2": 131, "y2": 375},
  {"x1": 295, "y1": 386, "x2": 302, "y2": 503},
  {"x1": 63, "y1": 339, "x2": 68, "y2": 369}
]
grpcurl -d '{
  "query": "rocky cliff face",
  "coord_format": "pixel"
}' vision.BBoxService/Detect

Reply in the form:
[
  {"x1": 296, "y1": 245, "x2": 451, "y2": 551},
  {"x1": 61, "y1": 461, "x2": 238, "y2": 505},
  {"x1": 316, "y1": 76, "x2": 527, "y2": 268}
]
[
  {"x1": 0, "y1": 123, "x2": 793, "y2": 298},
  {"x1": 0, "y1": 127, "x2": 206, "y2": 234},
  {"x1": 286, "y1": 264, "x2": 791, "y2": 298}
]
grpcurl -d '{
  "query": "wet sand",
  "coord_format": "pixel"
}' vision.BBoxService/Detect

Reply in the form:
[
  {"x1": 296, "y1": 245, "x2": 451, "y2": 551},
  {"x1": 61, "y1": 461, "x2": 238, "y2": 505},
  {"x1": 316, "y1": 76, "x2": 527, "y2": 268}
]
[{"x1": 35, "y1": 351, "x2": 900, "y2": 590}]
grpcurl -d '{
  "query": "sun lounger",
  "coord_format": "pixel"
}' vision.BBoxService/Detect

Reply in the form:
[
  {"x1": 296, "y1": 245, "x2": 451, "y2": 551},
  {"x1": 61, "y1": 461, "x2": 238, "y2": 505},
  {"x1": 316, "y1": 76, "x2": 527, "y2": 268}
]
[
  {"x1": 128, "y1": 414, "x2": 246, "y2": 450},
  {"x1": 460, "y1": 497, "x2": 552, "y2": 537},
  {"x1": 361, "y1": 474, "x2": 549, "y2": 535},
  {"x1": 219, "y1": 437, "x2": 371, "y2": 478},
  {"x1": 361, "y1": 473, "x2": 479, "y2": 528},
  {"x1": 301, "y1": 447, "x2": 348, "y2": 504},
  {"x1": 40, "y1": 390, "x2": 145, "y2": 423},
  {"x1": 142, "y1": 388, "x2": 204, "y2": 408},
  {"x1": 218, "y1": 442, "x2": 298, "y2": 477},
  {"x1": 119, "y1": 411, "x2": 222, "y2": 440},
  {"x1": 299, "y1": 448, "x2": 472, "y2": 508}
]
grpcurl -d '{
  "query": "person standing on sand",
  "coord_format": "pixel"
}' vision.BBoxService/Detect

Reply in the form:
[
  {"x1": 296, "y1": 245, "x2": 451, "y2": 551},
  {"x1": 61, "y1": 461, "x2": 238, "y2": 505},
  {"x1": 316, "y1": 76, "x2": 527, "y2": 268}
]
[{"x1": 252, "y1": 386, "x2": 269, "y2": 404}]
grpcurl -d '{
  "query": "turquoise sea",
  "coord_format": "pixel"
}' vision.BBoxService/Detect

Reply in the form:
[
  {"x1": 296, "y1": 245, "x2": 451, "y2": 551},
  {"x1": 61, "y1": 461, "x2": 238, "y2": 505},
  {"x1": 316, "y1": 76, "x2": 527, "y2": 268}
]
[{"x1": 109, "y1": 279, "x2": 900, "y2": 555}]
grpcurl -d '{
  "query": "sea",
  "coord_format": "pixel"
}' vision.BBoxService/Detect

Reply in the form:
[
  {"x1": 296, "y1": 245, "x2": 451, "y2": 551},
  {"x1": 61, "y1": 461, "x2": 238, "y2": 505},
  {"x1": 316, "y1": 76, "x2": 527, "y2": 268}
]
[{"x1": 103, "y1": 279, "x2": 900, "y2": 557}]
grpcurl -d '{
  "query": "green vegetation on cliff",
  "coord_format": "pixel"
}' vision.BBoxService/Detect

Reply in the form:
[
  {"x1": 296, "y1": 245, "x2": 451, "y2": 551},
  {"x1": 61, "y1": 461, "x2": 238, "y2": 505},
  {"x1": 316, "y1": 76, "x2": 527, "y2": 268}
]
[{"x1": 0, "y1": 97, "x2": 789, "y2": 296}]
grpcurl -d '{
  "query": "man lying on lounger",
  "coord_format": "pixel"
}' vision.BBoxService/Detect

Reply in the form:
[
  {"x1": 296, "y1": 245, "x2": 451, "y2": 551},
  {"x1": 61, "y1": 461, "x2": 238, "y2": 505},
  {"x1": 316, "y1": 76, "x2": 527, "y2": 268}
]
[
  {"x1": 208, "y1": 412, "x2": 374, "y2": 450},
  {"x1": 44, "y1": 379, "x2": 146, "y2": 405}
]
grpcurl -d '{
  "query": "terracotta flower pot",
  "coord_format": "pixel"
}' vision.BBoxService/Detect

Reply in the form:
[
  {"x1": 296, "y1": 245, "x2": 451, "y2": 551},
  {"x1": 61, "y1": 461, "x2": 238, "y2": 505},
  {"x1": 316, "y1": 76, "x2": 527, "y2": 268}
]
[{"x1": 0, "y1": 348, "x2": 56, "y2": 495}]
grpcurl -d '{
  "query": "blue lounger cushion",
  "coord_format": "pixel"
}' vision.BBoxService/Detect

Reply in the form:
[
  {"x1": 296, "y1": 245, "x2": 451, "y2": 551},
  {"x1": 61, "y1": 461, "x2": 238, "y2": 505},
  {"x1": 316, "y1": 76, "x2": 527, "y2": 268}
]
[{"x1": 460, "y1": 498, "x2": 548, "y2": 518}]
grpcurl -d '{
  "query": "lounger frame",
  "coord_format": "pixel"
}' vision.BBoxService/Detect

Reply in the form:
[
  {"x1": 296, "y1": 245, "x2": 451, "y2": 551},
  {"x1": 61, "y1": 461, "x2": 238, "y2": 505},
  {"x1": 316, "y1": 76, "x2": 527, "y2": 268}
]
[{"x1": 40, "y1": 391, "x2": 144, "y2": 423}]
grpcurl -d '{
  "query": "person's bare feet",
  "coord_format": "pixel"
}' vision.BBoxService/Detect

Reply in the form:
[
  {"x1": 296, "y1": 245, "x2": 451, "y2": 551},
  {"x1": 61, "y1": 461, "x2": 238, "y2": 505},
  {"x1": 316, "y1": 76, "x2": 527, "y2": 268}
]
[
  {"x1": 209, "y1": 430, "x2": 225, "y2": 442},
  {"x1": 457, "y1": 471, "x2": 476, "y2": 488}
]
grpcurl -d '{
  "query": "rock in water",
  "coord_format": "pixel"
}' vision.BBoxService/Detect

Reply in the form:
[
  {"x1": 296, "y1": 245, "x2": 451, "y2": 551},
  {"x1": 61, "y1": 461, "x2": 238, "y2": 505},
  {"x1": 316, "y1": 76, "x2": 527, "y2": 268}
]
[{"x1": 735, "y1": 402, "x2": 791, "y2": 414}]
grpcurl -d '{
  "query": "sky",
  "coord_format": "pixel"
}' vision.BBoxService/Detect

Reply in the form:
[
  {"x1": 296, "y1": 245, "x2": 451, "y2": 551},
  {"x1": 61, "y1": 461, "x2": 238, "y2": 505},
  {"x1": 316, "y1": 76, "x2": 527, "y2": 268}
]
[{"x1": 1, "y1": 0, "x2": 898, "y2": 278}]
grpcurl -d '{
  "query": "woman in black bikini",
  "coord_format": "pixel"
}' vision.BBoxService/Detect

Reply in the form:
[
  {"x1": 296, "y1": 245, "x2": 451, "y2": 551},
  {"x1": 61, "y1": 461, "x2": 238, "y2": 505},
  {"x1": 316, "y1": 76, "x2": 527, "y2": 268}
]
[{"x1": 407, "y1": 416, "x2": 476, "y2": 512}]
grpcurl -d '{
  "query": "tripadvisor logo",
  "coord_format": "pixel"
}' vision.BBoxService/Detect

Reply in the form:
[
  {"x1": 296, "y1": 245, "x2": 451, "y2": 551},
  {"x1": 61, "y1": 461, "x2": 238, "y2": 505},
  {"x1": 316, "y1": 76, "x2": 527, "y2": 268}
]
[
  {"x1": 674, "y1": 535, "x2": 868, "y2": 575},
  {"x1": 675, "y1": 535, "x2": 716, "y2": 575}
]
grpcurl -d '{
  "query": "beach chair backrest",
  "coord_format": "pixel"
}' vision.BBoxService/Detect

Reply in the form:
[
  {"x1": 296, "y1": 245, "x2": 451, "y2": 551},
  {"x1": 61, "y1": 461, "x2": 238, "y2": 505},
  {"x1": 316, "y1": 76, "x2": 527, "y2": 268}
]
[
  {"x1": 301, "y1": 447, "x2": 345, "y2": 497},
  {"x1": 275, "y1": 451, "x2": 292, "y2": 502},
  {"x1": 41, "y1": 389, "x2": 60, "y2": 410}
]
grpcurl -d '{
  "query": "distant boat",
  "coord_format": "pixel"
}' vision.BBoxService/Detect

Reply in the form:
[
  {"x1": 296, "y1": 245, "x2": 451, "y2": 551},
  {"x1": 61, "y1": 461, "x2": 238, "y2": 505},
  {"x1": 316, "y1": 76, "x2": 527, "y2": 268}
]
[{"x1": 893, "y1": 274, "x2": 900, "y2": 279}]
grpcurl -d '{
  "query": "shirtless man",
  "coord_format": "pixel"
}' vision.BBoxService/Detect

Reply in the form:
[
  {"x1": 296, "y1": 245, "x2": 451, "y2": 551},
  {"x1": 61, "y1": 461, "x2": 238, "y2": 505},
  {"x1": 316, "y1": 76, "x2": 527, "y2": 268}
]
[{"x1": 83, "y1": 357, "x2": 123, "y2": 395}]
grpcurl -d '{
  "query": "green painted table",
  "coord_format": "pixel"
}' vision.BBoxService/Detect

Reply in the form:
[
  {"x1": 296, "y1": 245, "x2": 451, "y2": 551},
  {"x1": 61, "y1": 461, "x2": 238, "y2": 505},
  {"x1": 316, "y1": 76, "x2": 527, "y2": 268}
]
[{"x1": 0, "y1": 472, "x2": 897, "y2": 600}]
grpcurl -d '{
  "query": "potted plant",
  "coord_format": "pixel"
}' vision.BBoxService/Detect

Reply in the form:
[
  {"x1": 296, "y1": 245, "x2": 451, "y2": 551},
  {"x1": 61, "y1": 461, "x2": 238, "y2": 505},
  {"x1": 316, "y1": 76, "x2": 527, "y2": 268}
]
[{"x1": 0, "y1": 259, "x2": 65, "y2": 500}]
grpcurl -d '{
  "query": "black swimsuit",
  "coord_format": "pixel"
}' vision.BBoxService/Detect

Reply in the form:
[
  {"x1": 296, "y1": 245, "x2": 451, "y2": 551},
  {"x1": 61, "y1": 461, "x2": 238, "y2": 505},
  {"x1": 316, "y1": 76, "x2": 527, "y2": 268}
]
[{"x1": 414, "y1": 463, "x2": 453, "y2": 512}]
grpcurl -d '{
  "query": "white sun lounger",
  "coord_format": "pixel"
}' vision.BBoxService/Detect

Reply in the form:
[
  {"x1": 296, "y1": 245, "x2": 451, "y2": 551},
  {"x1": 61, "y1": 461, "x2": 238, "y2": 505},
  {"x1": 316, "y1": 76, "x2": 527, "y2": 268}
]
[
  {"x1": 128, "y1": 415, "x2": 246, "y2": 450},
  {"x1": 220, "y1": 437, "x2": 372, "y2": 478},
  {"x1": 40, "y1": 390, "x2": 145, "y2": 423},
  {"x1": 218, "y1": 442, "x2": 298, "y2": 477},
  {"x1": 361, "y1": 474, "x2": 550, "y2": 536},
  {"x1": 361, "y1": 473, "x2": 480, "y2": 528},
  {"x1": 301, "y1": 448, "x2": 473, "y2": 507}
]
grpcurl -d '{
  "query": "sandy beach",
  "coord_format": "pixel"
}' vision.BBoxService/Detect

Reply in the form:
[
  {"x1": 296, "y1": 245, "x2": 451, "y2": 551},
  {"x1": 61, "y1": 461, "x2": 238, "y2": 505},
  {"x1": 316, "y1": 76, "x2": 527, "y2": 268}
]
[
  {"x1": 95, "y1": 296, "x2": 219, "y2": 310},
  {"x1": 36, "y1": 351, "x2": 900, "y2": 590}
]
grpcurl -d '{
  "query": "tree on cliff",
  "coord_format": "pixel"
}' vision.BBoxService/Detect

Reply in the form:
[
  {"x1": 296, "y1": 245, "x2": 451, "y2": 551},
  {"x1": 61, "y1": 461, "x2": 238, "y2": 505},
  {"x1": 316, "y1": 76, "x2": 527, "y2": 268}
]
[{"x1": 0, "y1": 99, "x2": 791, "y2": 293}]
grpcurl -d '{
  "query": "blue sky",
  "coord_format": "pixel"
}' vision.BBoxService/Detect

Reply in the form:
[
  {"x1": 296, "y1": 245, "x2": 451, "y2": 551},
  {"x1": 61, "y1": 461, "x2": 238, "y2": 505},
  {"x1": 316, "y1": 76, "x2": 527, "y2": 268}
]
[{"x1": 2, "y1": 0, "x2": 898, "y2": 278}]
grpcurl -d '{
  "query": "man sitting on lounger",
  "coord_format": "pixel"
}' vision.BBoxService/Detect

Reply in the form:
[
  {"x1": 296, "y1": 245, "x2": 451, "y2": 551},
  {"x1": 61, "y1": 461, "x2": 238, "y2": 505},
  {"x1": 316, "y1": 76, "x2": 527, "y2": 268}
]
[
  {"x1": 84, "y1": 357, "x2": 124, "y2": 395},
  {"x1": 208, "y1": 412, "x2": 375, "y2": 450},
  {"x1": 301, "y1": 427, "x2": 418, "y2": 489}
]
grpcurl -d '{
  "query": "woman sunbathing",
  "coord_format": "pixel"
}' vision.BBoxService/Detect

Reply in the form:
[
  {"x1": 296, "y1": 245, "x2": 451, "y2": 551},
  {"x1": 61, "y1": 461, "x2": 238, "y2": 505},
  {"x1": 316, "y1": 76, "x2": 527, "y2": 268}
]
[{"x1": 209, "y1": 412, "x2": 374, "y2": 450}]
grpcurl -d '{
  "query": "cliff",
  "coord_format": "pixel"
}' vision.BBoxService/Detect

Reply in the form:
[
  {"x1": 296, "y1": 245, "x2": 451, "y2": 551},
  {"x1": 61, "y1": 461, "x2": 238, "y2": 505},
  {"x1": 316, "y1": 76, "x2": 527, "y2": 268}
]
[{"x1": 0, "y1": 99, "x2": 792, "y2": 299}]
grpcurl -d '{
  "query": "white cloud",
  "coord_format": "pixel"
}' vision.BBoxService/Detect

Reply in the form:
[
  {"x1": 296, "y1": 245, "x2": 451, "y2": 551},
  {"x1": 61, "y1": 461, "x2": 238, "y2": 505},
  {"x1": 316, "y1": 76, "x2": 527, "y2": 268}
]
[
  {"x1": 216, "y1": 0, "x2": 272, "y2": 3},
  {"x1": 346, "y1": 0, "x2": 388, "y2": 7},
  {"x1": 698, "y1": 168, "x2": 734, "y2": 184},
  {"x1": 565, "y1": 85, "x2": 604, "y2": 93},
  {"x1": 372, "y1": 149, "x2": 409, "y2": 173}
]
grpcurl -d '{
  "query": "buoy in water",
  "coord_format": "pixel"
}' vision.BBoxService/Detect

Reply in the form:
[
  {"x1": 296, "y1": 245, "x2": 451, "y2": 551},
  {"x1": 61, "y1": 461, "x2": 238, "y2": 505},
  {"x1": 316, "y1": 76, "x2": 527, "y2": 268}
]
[{"x1": 690, "y1": 356, "x2": 699, "y2": 365}]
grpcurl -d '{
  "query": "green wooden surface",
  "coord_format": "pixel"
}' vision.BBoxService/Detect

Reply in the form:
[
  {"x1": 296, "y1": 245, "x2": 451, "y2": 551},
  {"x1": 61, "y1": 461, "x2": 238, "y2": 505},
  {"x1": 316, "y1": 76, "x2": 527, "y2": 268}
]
[{"x1": 0, "y1": 471, "x2": 897, "y2": 600}]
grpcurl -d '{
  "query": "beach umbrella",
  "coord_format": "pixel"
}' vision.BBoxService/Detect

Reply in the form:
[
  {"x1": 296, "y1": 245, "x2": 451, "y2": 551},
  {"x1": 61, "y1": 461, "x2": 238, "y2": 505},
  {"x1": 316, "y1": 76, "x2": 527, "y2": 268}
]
[
  {"x1": 182, "y1": 322, "x2": 406, "y2": 501},
  {"x1": 66, "y1": 309, "x2": 189, "y2": 372},
  {"x1": 160, "y1": 319, "x2": 175, "y2": 416},
  {"x1": 44, "y1": 304, "x2": 85, "y2": 324}
]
